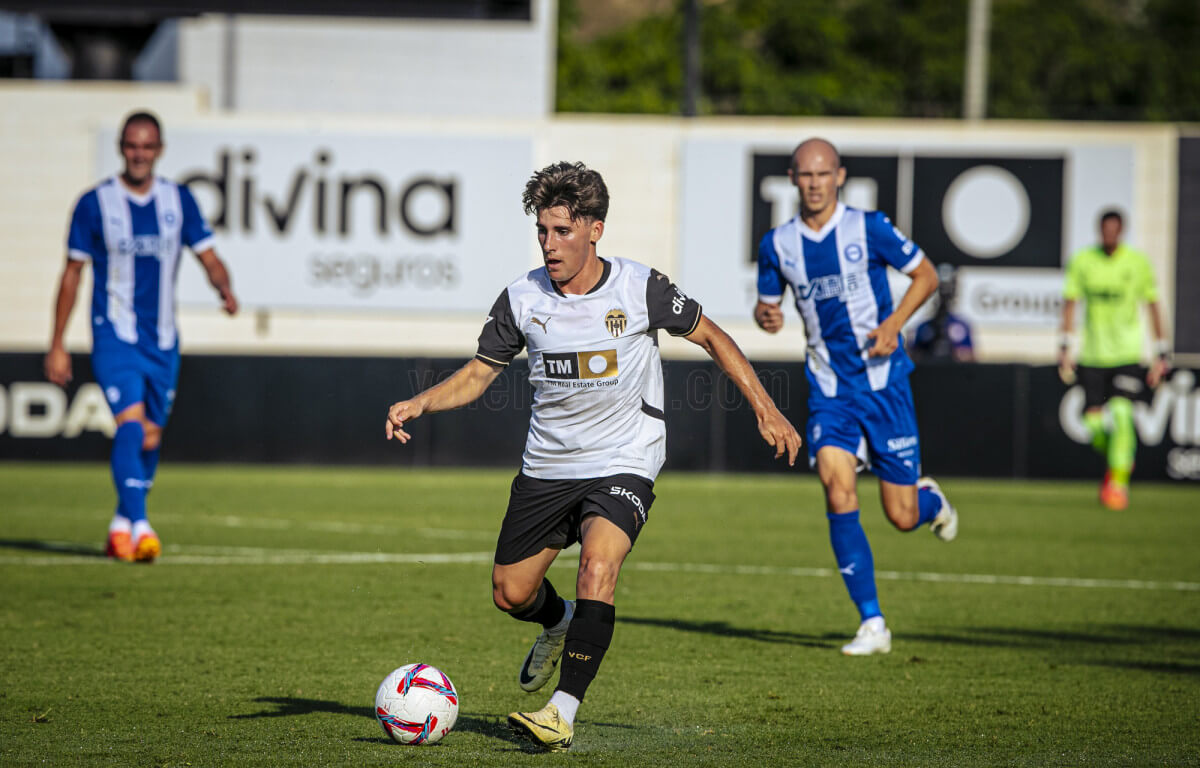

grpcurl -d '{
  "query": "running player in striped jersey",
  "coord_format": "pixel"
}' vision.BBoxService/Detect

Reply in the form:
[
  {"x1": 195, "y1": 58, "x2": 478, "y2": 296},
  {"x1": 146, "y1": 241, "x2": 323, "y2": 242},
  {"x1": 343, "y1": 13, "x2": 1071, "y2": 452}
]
[
  {"x1": 44, "y1": 111, "x2": 237, "y2": 562},
  {"x1": 754, "y1": 138, "x2": 958, "y2": 656},
  {"x1": 386, "y1": 161, "x2": 801, "y2": 751}
]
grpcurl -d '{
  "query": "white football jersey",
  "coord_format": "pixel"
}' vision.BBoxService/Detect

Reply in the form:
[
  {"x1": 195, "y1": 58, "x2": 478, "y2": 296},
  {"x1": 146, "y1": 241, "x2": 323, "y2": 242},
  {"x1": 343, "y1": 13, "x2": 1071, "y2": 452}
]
[{"x1": 476, "y1": 257, "x2": 702, "y2": 480}]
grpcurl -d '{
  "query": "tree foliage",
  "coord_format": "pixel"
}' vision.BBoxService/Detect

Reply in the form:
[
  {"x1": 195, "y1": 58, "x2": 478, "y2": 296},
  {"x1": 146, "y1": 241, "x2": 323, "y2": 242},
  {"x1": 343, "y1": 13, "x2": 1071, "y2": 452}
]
[{"x1": 556, "y1": 0, "x2": 1200, "y2": 120}]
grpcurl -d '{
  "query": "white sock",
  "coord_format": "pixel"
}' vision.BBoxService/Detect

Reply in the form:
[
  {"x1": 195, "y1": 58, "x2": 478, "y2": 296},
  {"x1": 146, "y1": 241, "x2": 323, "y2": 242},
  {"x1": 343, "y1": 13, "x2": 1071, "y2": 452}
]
[
  {"x1": 548, "y1": 599, "x2": 574, "y2": 635},
  {"x1": 108, "y1": 515, "x2": 131, "y2": 534},
  {"x1": 549, "y1": 691, "x2": 580, "y2": 725},
  {"x1": 131, "y1": 520, "x2": 155, "y2": 541}
]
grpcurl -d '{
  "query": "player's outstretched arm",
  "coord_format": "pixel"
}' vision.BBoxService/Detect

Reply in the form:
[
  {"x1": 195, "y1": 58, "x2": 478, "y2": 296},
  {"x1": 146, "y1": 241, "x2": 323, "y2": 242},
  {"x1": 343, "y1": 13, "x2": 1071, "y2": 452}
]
[
  {"x1": 866, "y1": 258, "x2": 938, "y2": 357},
  {"x1": 45, "y1": 258, "x2": 85, "y2": 387},
  {"x1": 195, "y1": 248, "x2": 239, "y2": 315},
  {"x1": 1146, "y1": 300, "x2": 1170, "y2": 388},
  {"x1": 1058, "y1": 298, "x2": 1078, "y2": 385},
  {"x1": 684, "y1": 314, "x2": 802, "y2": 465},
  {"x1": 386, "y1": 358, "x2": 502, "y2": 443}
]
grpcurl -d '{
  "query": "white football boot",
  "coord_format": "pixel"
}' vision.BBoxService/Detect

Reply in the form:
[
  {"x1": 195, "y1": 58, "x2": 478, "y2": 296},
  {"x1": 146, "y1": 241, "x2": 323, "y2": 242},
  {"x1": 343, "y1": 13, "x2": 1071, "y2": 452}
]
[
  {"x1": 841, "y1": 616, "x2": 892, "y2": 656},
  {"x1": 518, "y1": 600, "x2": 574, "y2": 692},
  {"x1": 919, "y1": 476, "x2": 958, "y2": 542}
]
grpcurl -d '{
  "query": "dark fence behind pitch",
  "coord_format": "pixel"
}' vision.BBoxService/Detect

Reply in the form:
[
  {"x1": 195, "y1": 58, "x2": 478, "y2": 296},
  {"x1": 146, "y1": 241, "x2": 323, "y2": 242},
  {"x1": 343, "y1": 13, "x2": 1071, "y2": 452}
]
[{"x1": 1, "y1": 353, "x2": 1196, "y2": 481}]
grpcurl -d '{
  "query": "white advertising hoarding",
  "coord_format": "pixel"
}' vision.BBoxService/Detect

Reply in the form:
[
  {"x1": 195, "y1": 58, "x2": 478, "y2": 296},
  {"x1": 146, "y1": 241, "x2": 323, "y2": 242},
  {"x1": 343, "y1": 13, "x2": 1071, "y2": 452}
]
[
  {"x1": 98, "y1": 129, "x2": 535, "y2": 313},
  {"x1": 679, "y1": 137, "x2": 1135, "y2": 327}
]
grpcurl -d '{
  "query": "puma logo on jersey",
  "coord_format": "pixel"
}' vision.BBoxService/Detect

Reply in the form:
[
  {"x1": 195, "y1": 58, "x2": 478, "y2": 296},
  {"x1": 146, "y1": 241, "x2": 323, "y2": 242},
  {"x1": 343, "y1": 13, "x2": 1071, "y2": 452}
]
[{"x1": 530, "y1": 316, "x2": 550, "y2": 333}]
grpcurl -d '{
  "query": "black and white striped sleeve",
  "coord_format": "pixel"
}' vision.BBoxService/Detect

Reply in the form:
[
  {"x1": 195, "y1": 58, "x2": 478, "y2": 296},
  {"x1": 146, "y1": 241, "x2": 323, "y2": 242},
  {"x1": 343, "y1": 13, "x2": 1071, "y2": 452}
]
[
  {"x1": 475, "y1": 288, "x2": 525, "y2": 368},
  {"x1": 646, "y1": 269, "x2": 703, "y2": 336}
]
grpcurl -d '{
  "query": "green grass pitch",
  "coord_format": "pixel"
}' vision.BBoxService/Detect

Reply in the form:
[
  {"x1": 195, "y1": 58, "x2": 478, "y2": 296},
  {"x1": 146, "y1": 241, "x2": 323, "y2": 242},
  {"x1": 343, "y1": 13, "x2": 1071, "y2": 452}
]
[{"x1": 1, "y1": 463, "x2": 1197, "y2": 766}]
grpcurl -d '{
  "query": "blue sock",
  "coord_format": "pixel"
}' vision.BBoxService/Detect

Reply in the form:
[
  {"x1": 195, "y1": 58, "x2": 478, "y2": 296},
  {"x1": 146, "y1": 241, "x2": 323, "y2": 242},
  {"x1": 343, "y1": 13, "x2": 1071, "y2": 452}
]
[
  {"x1": 827, "y1": 510, "x2": 881, "y2": 621},
  {"x1": 111, "y1": 422, "x2": 147, "y2": 524},
  {"x1": 916, "y1": 487, "x2": 941, "y2": 527},
  {"x1": 141, "y1": 446, "x2": 160, "y2": 492}
]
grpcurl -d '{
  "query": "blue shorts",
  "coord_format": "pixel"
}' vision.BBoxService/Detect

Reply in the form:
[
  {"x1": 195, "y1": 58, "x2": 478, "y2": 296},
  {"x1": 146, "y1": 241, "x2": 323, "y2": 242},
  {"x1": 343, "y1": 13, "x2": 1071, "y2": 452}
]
[
  {"x1": 807, "y1": 377, "x2": 921, "y2": 486},
  {"x1": 91, "y1": 331, "x2": 181, "y2": 427}
]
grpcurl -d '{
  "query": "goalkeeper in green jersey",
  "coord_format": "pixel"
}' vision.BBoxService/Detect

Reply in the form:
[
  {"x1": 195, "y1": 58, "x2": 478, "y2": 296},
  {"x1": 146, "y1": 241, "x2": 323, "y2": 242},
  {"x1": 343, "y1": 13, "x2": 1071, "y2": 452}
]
[{"x1": 1058, "y1": 209, "x2": 1170, "y2": 510}]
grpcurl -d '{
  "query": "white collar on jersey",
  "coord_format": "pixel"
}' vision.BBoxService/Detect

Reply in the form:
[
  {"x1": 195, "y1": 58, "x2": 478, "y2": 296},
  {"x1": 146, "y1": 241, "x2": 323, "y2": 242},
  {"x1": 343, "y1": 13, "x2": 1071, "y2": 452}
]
[
  {"x1": 799, "y1": 202, "x2": 847, "y2": 241},
  {"x1": 113, "y1": 174, "x2": 158, "y2": 206}
]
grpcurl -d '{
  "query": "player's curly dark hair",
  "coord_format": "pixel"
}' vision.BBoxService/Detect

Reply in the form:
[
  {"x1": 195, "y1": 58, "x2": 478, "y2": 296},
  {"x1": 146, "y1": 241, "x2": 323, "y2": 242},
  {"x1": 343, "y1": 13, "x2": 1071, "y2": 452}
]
[{"x1": 522, "y1": 161, "x2": 609, "y2": 222}]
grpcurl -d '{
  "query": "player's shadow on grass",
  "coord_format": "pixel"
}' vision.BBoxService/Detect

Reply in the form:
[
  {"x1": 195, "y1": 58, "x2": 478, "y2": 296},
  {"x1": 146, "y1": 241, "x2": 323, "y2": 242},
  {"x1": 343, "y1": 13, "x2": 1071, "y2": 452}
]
[
  {"x1": 233, "y1": 699, "x2": 531, "y2": 748},
  {"x1": 905, "y1": 625, "x2": 1200, "y2": 677},
  {"x1": 230, "y1": 696, "x2": 373, "y2": 720},
  {"x1": 0, "y1": 538, "x2": 106, "y2": 558},
  {"x1": 619, "y1": 616, "x2": 839, "y2": 649}
]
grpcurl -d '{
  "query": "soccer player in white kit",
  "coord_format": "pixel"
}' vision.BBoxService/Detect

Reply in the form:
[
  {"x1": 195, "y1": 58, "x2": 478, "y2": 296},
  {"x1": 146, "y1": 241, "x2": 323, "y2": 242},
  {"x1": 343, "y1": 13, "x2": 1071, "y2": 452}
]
[
  {"x1": 386, "y1": 161, "x2": 801, "y2": 751},
  {"x1": 754, "y1": 138, "x2": 959, "y2": 656}
]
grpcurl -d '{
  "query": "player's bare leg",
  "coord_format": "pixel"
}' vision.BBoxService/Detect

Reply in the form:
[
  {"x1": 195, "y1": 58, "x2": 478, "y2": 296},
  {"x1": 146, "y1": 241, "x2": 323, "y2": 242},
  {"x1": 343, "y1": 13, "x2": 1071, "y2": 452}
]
[
  {"x1": 509, "y1": 516, "x2": 629, "y2": 750},
  {"x1": 107, "y1": 402, "x2": 162, "y2": 562},
  {"x1": 818, "y1": 447, "x2": 890, "y2": 654},
  {"x1": 494, "y1": 548, "x2": 574, "y2": 693},
  {"x1": 880, "y1": 479, "x2": 957, "y2": 541}
]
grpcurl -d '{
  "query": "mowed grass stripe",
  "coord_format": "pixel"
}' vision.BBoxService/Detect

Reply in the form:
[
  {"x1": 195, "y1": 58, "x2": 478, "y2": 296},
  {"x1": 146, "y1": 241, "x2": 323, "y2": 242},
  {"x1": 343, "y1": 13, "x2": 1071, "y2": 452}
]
[{"x1": 4, "y1": 544, "x2": 1198, "y2": 592}]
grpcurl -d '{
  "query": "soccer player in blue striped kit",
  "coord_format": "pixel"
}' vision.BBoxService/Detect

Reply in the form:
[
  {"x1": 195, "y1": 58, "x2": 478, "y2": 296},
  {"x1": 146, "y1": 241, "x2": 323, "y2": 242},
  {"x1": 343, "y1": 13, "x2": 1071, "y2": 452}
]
[
  {"x1": 45, "y1": 111, "x2": 238, "y2": 562},
  {"x1": 754, "y1": 138, "x2": 958, "y2": 655}
]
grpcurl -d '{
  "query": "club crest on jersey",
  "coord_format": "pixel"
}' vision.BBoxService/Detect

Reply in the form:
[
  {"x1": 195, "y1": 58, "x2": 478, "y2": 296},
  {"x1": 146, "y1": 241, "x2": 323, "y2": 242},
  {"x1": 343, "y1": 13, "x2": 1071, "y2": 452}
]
[
  {"x1": 844, "y1": 244, "x2": 864, "y2": 262},
  {"x1": 543, "y1": 350, "x2": 618, "y2": 380},
  {"x1": 605, "y1": 309, "x2": 627, "y2": 338}
]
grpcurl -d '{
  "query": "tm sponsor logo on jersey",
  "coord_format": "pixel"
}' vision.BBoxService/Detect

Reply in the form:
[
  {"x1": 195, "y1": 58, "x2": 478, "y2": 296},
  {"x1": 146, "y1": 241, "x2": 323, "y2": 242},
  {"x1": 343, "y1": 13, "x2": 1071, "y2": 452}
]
[
  {"x1": 609, "y1": 485, "x2": 647, "y2": 528},
  {"x1": 796, "y1": 272, "x2": 868, "y2": 303},
  {"x1": 542, "y1": 350, "x2": 619, "y2": 386}
]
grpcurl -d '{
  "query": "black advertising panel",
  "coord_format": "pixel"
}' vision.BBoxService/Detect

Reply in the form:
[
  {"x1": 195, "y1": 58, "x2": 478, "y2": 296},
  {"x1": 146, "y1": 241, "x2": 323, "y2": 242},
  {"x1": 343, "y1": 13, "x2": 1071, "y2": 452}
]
[
  {"x1": 1176, "y1": 136, "x2": 1200, "y2": 357},
  {"x1": 910, "y1": 156, "x2": 1064, "y2": 268},
  {"x1": 2, "y1": 354, "x2": 1196, "y2": 482}
]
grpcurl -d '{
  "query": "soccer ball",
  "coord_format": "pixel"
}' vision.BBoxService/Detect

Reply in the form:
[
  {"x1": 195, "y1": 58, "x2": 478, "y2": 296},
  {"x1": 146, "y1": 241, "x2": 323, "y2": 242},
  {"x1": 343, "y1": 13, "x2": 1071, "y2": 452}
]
[{"x1": 374, "y1": 663, "x2": 459, "y2": 745}]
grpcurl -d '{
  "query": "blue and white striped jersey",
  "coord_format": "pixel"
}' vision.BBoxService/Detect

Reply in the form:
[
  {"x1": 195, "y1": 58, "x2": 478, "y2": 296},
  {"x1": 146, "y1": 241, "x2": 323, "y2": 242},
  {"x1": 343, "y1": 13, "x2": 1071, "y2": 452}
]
[
  {"x1": 67, "y1": 176, "x2": 214, "y2": 351},
  {"x1": 757, "y1": 203, "x2": 925, "y2": 397}
]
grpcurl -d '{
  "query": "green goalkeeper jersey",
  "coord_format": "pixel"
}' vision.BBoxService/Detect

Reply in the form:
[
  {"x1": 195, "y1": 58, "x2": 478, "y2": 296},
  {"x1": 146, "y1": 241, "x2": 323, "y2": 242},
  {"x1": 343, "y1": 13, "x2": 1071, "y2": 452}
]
[{"x1": 1063, "y1": 243, "x2": 1158, "y2": 367}]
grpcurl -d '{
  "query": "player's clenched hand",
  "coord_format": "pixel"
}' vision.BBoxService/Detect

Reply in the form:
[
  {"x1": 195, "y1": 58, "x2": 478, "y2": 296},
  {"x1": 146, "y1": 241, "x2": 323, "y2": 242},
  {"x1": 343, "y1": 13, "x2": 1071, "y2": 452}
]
[
  {"x1": 220, "y1": 288, "x2": 239, "y2": 316},
  {"x1": 1147, "y1": 356, "x2": 1169, "y2": 389},
  {"x1": 44, "y1": 347, "x2": 72, "y2": 387},
  {"x1": 1057, "y1": 348, "x2": 1077, "y2": 385},
  {"x1": 757, "y1": 408, "x2": 802, "y2": 466},
  {"x1": 386, "y1": 399, "x2": 425, "y2": 443},
  {"x1": 865, "y1": 317, "x2": 902, "y2": 357},
  {"x1": 754, "y1": 301, "x2": 784, "y2": 334}
]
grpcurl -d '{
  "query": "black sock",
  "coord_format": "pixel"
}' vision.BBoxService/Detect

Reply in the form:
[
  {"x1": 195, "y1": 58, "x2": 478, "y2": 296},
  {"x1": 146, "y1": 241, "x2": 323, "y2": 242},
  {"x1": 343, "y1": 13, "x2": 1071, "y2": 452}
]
[
  {"x1": 555, "y1": 599, "x2": 615, "y2": 701},
  {"x1": 509, "y1": 578, "x2": 566, "y2": 628}
]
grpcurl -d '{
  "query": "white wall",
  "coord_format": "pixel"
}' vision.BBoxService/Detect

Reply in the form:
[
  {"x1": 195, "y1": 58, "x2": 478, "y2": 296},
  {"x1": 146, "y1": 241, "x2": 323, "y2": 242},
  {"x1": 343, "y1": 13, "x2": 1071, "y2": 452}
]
[
  {"x1": 0, "y1": 84, "x2": 1178, "y2": 365},
  {"x1": 178, "y1": 1, "x2": 556, "y2": 117}
]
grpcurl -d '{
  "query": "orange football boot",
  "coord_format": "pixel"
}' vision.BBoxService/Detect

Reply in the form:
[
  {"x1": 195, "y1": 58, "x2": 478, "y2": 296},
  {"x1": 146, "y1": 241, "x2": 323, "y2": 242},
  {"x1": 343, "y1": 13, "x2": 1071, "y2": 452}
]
[
  {"x1": 133, "y1": 532, "x2": 162, "y2": 562},
  {"x1": 106, "y1": 530, "x2": 134, "y2": 562}
]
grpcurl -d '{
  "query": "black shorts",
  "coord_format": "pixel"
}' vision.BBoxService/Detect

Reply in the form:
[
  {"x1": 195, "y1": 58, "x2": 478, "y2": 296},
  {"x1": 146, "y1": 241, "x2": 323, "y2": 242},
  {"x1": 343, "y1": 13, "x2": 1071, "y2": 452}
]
[
  {"x1": 1078, "y1": 364, "x2": 1149, "y2": 409},
  {"x1": 494, "y1": 473, "x2": 656, "y2": 566}
]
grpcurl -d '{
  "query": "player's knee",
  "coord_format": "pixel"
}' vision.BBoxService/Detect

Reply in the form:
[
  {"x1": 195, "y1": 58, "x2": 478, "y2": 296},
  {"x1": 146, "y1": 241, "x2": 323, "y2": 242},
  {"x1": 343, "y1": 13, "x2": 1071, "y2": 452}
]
[
  {"x1": 885, "y1": 501, "x2": 920, "y2": 532},
  {"x1": 141, "y1": 423, "x2": 162, "y2": 451},
  {"x1": 824, "y1": 486, "x2": 858, "y2": 513},
  {"x1": 576, "y1": 556, "x2": 619, "y2": 598},
  {"x1": 492, "y1": 580, "x2": 535, "y2": 614}
]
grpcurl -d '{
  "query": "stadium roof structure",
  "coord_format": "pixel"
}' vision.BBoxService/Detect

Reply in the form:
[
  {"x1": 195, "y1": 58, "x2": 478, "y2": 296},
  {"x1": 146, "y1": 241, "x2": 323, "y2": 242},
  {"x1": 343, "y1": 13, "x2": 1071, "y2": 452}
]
[{"x1": 0, "y1": 0, "x2": 532, "y2": 23}]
